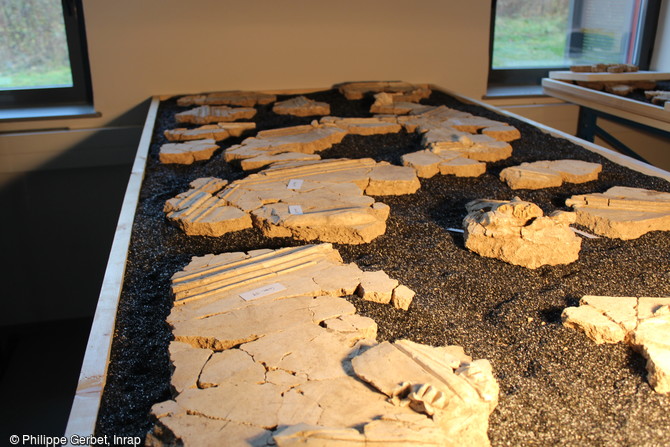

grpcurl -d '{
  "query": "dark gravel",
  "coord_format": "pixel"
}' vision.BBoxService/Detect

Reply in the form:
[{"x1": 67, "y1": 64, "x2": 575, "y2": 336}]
[{"x1": 96, "y1": 88, "x2": 670, "y2": 446}]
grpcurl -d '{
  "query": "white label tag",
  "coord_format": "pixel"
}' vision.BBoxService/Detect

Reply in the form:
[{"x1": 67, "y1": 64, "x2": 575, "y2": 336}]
[
  {"x1": 239, "y1": 283, "x2": 287, "y2": 301},
  {"x1": 570, "y1": 227, "x2": 600, "y2": 239},
  {"x1": 287, "y1": 179, "x2": 303, "y2": 190},
  {"x1": 288, "y1": 205, "x2": 303, "y2": 215}
]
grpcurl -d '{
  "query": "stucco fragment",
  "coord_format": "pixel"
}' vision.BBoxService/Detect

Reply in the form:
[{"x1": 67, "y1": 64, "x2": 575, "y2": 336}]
[
  {"x1": 164, "y1": 122, "x2": 256, "y2": 142},
  {"x1": 500, "y1": 159, "x2": 602, "y2": 190},
  {"x1": 566, "y1": 186, "x2": 670, "y2": 239},
  {"x1": 273, "y1": 96, "x2": 330, "y2": 116},
  {"x1": 562, "y1": 296, "x2": 670, "y2": 393},
  {"x1": 463, "y1": 197, "x2": 582, "y2": 269},
  {"x1": 167, "y1": 158, "x2": 420, "y2": 244},
  {"x1": 158, "y1": 139, "x2": 219, "y2": 165},
  {"x1": 175, "y1": 105, "x2": 256, "y2": 125},
  {"x1": 337, "y1": 81, "x2": 431, "y2": 101},
  {"x1": 177, "y1": 90, "x2": 276, "y2": 107},
  {"x1": 147, "y1": 244, "x2": 497, "y2": 446}
]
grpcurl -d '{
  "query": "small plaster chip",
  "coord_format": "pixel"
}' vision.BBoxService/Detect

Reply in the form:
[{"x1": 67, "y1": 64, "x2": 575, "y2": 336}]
[{"x1": 273, "y1": 96, "x2": 331, "y2": 117}]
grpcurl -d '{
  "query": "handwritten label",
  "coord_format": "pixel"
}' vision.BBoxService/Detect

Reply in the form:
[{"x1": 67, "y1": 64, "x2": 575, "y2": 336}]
[
  {"x1": 288, "y1": 205, "x2": 303, "y2": 215},
  {"x1": 239, "y1": 283, "x2": 287, "y2": 301},
  {"x1": 287, "y1": 179, "x2": 304, "y2": 190}
]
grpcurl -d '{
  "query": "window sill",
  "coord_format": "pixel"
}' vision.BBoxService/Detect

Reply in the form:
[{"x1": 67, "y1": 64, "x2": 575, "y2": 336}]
[
  {"x1": 483, "y1": 85, "x2": 546, "y2": 99},
  {"x1": 0, "y1": 105, "x2": 100, "y2": 122}
]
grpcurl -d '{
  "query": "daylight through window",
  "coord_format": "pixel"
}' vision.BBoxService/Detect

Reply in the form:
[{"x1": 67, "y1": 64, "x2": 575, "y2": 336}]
[
  {"x1": 490, "y1": 0, "x2": 660, "y2": 86},
  {"x1": 0, "y1": 0, "x2": 73, "y2": 90}
]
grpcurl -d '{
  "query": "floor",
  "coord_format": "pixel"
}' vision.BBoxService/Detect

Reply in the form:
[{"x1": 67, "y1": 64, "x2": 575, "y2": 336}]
[
  {"x1": 0, "y1": 318, "x2": 93, "y2": 439},
  {"x1": 0, "y1": 164, "x2": 130, "y2": 439}
]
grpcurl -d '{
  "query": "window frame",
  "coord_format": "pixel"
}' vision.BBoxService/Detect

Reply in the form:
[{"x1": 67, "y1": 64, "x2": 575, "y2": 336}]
[
  {"x1": 488, "y1": 0, "x2": 662, "y2": 89},
  {"x1": 0, "y1": 0, "x2": 94, "y2": 115}
]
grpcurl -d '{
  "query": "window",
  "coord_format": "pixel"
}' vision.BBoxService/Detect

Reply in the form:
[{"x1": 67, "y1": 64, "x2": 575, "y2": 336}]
[
  {"x1": 489, "y1": 0, "x2": 661, "y2": 88},
  {"x1": 0, "y1": 0, "x2": 95, "y2": 119}
]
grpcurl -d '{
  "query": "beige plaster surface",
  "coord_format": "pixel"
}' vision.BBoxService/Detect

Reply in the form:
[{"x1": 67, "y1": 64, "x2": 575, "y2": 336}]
[
  {"x1": 164, "y1": 122, "x2": 256, "y2": 142},
  {"x1": 566, "y1": 186, "x2": 670, "y2": 239},
  {"x1": 337, "y1": 81, "x2": 431, "y2": 101},
  {"x1": 463, "y1": 197, "x2": 582, "y2": 269},
  {"x1": 175, "y1": 105, "x2": 257, "y2": 125},
  {"x1": 224, "y1": 123, "x2": 348, "y2": 169},
  {"x1": 500, "y1": 159, "x2": 602, "y2": 190},
  {"x1": 146, "y1": 244, "x2": 497, "y2": 446},
  {"x1": 563, "y1": 296, "x2": 670, "y2": 393},
  {"x1": 158, "y1": 140, "x2": 219, "y2": 165},
  {"x1": 320, "y1": 116, "x2": 403, "y2": 135},
  {"x1": 163, "y1": 177, "x2": 252, "y2": 236},
  {"x1": 177, "y1": 90, "x2": 277, "y2": 107},
  {"x1": 273, "y1": 96, "x2": 331, "y2": 117},
  {"x1": 166, "y1": 158, "x2": 420, "y2": 244}
]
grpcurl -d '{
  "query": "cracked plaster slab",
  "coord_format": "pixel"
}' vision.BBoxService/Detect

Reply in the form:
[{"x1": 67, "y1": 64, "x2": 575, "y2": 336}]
[
  {"x1": 175, "y1": 105, "x2": 257, "y2": 125},
  {"x1": 164, "y1": 122, "x2": 256, "y2": 142},
  {"x1": 481, "y1": 125, "x2": 521, "y2": 142},
  {"x1": 379, "y1": 106, "x2": 521, "y2": 178},
  {"x1": 562, "y1": 296, "x2": 670, "y2": 393},
  {"x1": 272, "y1": 96, "x2": 331, "y2": 117},
  {"x1": 211, "y1": 102, "x2": 517, "y2": 181},
  {"x1": 146, "y1": 410, "x2": 273, "y2": 447},
  {"x1": 158, "y1": 139, "x2": 219, "y2": 165},
  {"x1": 148, "y1": 244, "x2": 498, "y2": 446},
  {"x1": 463, "y1": 197, "x2": 582, "y2": 269},
  {"x1": 273, "y1": 414, "x2": 450, "y2": 446},
  {"x1": 356, "y1": 270, "x2": 399, "y2": 304},
  {"x1": 402, "y1": 149, "x2": 485, "y2": 178},
  {"x1": 224, "y1": 122, "x2": 347, "y2": 168},
  {"x1": 166, "y1": 158, "x2": 420, "y2": 244},
  {"x1": 163, "y1": 178, "x2": 252, "y2": 237},
  {"x1": 351, "y1": 339, "x2": 498, "y2": 444},
  {"x1": 239, "y1": 323, "x2": 369, "y2": 381},
  {"x1": 171, "y1": 295, "x2": 356, "y2": 351},
  {"x1": 198, "y1": 348, "x2": 266, "y2": 388},
  {"x1": 240, "y1": 152, "x2": 321, "y2": 171},
  {"x1": 168, "y1": 341, "x2": 213, "y2": 394},
  {"x1": 167, "y1": 244, "x2": 407, "y2": 312},
  {"x1": 320, "y1": 116, "x2": 403, "y2": 135},
  {"x1": 369, "y1": 92, "x2": 430, "y2": 115},
  {"x1": 177, "y1": 90, "x2": 276, "y2": 107},
  {"x1": 336, "y1": 81, "x2": 431, "y2": 101},
  {"x1": 566, "y1": 186, "x2": 670, "y2": 239},
  {"x1": 397, "y1": 105, "x2": 519, "y2": 163},
  {"x1": 500, "y1": 159, "x2": 602, "y2": 190}
]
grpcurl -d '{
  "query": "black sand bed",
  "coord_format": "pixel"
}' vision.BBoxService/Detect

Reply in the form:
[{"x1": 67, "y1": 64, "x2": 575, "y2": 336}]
[{"x1": 96, "y1": 89, "x2": 670, "y2": 446}]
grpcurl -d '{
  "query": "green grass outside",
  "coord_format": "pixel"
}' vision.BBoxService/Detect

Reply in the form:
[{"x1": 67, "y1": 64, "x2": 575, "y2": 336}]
[
  {"x1": 0, "y1": 65, "x2": 73, "y2": 89},
  {"x1": 493, "y1": 15, "x2": 569, "y2": 68}
]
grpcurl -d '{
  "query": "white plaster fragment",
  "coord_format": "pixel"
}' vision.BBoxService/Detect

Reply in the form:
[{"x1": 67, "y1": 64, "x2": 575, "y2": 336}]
[
  {"x1": 562, "y1": 295, "x2": 670, "y2": 394},
  {"x1": 566, "y1": 186, "x2": 670, "y2": 239}
]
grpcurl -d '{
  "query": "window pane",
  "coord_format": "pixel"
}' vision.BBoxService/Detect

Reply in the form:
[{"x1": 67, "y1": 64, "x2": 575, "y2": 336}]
[
  {"x1": 569, "y1": 0, "x2": 638, "y2": 65},
  {"x1": 493, "y1": 0, "x2": 571, "y2": 69},
  {"x1": 493, "y1": 0, "x2": 642, "y2": 70},
  {"x1": 0, "y1": 0, "x2": 73, "y2": 90}
]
